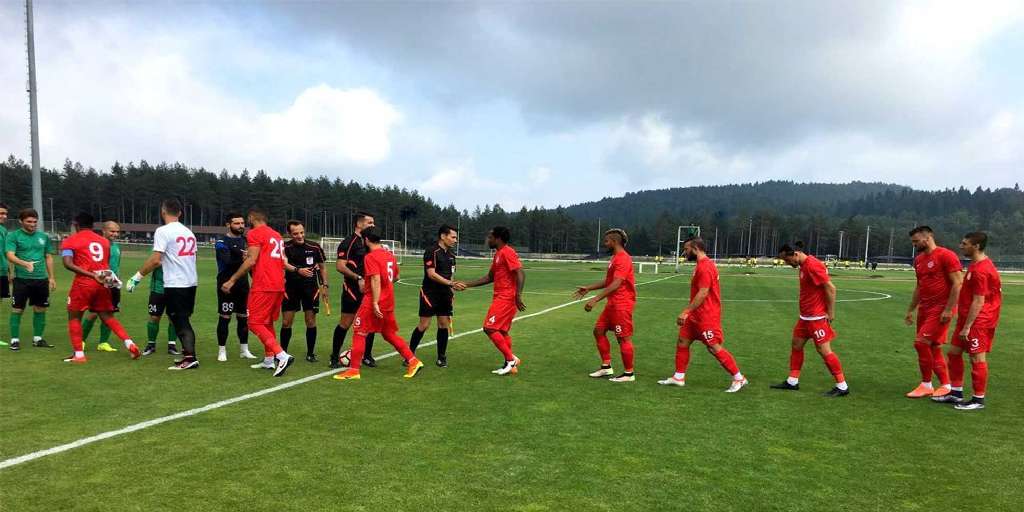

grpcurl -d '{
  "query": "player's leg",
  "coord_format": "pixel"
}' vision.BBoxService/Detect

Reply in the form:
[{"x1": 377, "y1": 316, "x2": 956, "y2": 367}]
[
  {"x1": 955, "y1": 329, "x2": 991, "y2": 410},
  {"x1": 435, "y1": 315, "x2": 451, "y2": 366},
  {"x1": 334, "y1": 330, "x2": 367, "y2": 380},
  {"x1": 280, "y1": 310, "x2": 296, "y2": 352},
  {"x1": 235, "y1": 313, "x2": 254, "y2": 358},
  {"x1": 658, "y1": 336, "x2": 693, "y2": 386},
  {"x1": 380, "y1": 315, "x2": 423, "y2": 378},
  {"x1": 934, "y1": 344, "x2": 966, "y2": 403},
  {"x1": 96, "y1": 288, "x2": 121, "y2": 352},
  {"x1": 814, "y1": 341, "x2": 849, "y2": 396},
  {"x1": 606, "y1": 306, "x2": 635, "y2": 382},
  {"x1": 9, "y1": 278, "x2": 29, "y2": 349},
  {"x1": 65, "y1": 310, "x2": 88, "y2": 363},
  {"x1": 97, "y1": 310, "x2": 140, "y2": 359},
  {"x1": 930, "y1": 342, "x2": 951, "y2": 394},
  {"x1": 409, "y1": 316, "x2": 432, "y2": 354},
  {"x1": 303, "y1": 308, "x2": 318, "y2": 361},
  {"x1": 705, "y1": 337, "x2": 747, "y2": 392},
  {"x1": 771, "y1": 336, "x2": 808, "y2": 390},
  {"x1": 81, "y1": 311, "x2": 99, "y2": 345},
  {"x1": 590, "y1": 307, "x2": 614, "y2": 377},
  {"x1": 166, "y1": 288, "x2": 198, "y2": 369},
  {"x1": 29, "y1": 279, "x2": 54, "y2": 347}
]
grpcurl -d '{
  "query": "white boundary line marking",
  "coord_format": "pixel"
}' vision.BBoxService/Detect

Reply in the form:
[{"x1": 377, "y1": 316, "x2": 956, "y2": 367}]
[
  {"x1": 0, "y1": 274, "x2": 680, "y2": 471},
  {"x1": 517, "y1": 289, "x2": 892, "y2": 303}
]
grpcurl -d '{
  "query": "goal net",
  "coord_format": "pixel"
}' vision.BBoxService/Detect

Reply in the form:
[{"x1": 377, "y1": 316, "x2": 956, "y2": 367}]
[{"x1": 321, "y1": 237, "x2": 404, "y2": 265}]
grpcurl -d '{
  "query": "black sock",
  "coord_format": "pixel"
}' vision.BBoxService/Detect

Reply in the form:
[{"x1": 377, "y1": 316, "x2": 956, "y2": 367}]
[
  {"x1": 409, "y1": 327, "x2": 426, "y2": 353},
  {"x1": 237, "y1": 316, "x2": 248, "y2": 345},
  {"x1": 306, "y1": 327, "x2": 317, "y2": 356},
  {"x1": 436, "y1": 328, "x2": 449, "y2": 359},
  {"x1": 217, "y1": 316, "x2": 230, "y2": 347},
  {"x1": 332, "y1": 325, "x2": 348, "y2": 360},
  {"x1": 364, "y1": 333, "x2": 375, "y2": 358},
  {"x1": 280, "y1": 327, "x2": 292, "y2": 351},
  {"x1": 172, "y1": 316, "x2": 196, "y2": 358}
]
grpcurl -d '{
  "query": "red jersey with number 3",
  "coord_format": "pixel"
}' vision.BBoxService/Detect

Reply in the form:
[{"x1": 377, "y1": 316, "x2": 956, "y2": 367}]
[
  {"x1": 798, "y1": 255, "x2": 830, "y2": 319},
  {"x1": 362, "y1": 248, "x2": 398, "y2": 312},
  {"x1": 689, "y1": 257, "x2": 721, "y2": 327},
  {"x1": 60, "y1": 230, "x2": 111, "y2": 288},
  {"x1": 958, "y1": 258, "x2": 1001, "y2": 329},
  {"x1": 247, "y1": 225, "x2": 285, "y2": 292},
  {"x1": 914, "y1": 247, "x2": 962, "y2": 309},
  {"x1": 491, "y1": 245, "x2": 523, "y2": 301},
  {"x1": 605, "y1": 250, "x2": 636, "y2": 308}
]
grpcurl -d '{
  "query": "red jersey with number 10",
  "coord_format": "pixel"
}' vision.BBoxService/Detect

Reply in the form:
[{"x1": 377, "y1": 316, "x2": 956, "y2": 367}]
[
  {"x1": 362, "y1": 248, "x2": 399, "y2": 312},
  {"x1": 60, "y1": 230, "x2": 111, "y2": 288},
  {"x1": 247, "y1": 225, "x2": 285, "y2": 292},
  {"x1": 798, "y1": 255, "x2": 831, "y2": 319},
  {"x1": 491, "y1": 245, "x2": 523, "y2": 301},
  {"x1": 689, "y1": 257, "x2": 721, "y2": 326}
]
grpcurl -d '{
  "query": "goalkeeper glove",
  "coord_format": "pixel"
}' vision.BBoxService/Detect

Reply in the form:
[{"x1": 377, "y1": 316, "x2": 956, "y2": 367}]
[{"x1": 126, "y1": 272, "x2": 143, "y2": 293}]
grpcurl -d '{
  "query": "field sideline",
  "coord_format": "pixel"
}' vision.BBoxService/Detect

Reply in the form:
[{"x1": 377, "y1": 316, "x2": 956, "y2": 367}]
[{"x1": 1, "y1": 249, "x2": 1021, "y2": 511}]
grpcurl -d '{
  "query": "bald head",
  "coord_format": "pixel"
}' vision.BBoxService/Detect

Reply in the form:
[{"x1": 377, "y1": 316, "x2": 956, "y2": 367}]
[{"x1": 102, "y1": 221, "x2": 122, "y2": 241}]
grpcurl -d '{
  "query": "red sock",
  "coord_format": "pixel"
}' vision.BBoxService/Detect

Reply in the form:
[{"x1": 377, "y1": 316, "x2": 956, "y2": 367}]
[
  {"x1": 913, "y1": 342, "x2": 933, "y2": 382},
  {"x1": 249, "y1": 323, "x2": 282, "y2": 357},
  {"x1": 675, "y1": 344, "x2": 691, "y2": 373},
  {"x1": 947, "y1": 352, "x2": 965, "y2": 388},
  {"x1": 970, "y1": 361, "x2": 988, "y2": 397},
  {"x1": 383, "y1": 331, "x2": 415, "y2": 362},
  {"x1": 789, "y1": 349, "x2": 804, "y2": 378},
  {"x1": 714, "y1": 348, "x2": 740, "y2": 376},
  {"x1": 488, "y1": 331, "x2": 514, "y2": 361},
  {"x1": 502, "y1": 332, "x2": 513, "y2": 353},
  {"x1": 349, "y1": 333, "x2": 366, "y2": 370},
  {"x1": 822, "y1": 352, "x2": 845, "y2": 383},
  {"x1": 596, "y1": 334, "x2": 612, "y2": 365},
  {"x1": 101, "y1": 316, "x2": 131, "y2": 341},
  {"x1": 931, "y1": 345, "x2": 950, "y2": 386},
  {"x1": 68, "y1": 317, "x2": 84, "y2": 353},
  {"x1": 619, "y1": 340, "x2": 634, "y2": 373}
]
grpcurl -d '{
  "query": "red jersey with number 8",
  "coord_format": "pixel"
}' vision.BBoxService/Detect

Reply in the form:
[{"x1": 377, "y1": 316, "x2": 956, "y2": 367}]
[
  {"x1": 247, "y1": 225, "x2": 285, "y2": 292},
  {"x1": 362, "y1": 248, "x2": 398, "y2": 312},
  {"x1": 60, "y1": 230, "x2": 111, "y2": 288}
]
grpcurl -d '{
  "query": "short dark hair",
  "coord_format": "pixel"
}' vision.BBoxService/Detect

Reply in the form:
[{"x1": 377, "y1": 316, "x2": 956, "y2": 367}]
[
  {"x1": 684, "y1": 237, "x2": 705, "y2": 252},
  {"x1": 161, "y1": 199, "x2": 182, "y2": 216},
  {"x1": 909, "y1": 225, "x2": 933, "y2": 237},
  {"x1": 491, "y1": 226, "x2": 511, "y2": 243},
  {"x1": 605, "y1": 228, "x2": 628, "y2": 246},
  {"x1": 74, "y1": 212, "x2": 95, "y2": 229},
  {"x1": 248, "y1": 208, "x2": 268, "y2": 222},
  {"x1": 362, "y1": 227, "x2": 381, "y2": 244},
  {"x1": 225, "y1": 211, "x2": 244, "y2": 224},
  {"x1": 438, "y1": 224, "x2": 457, "y2": 237},
  {"x1": 0, "y1": 202, "x2": 8, "y2": 211},
  {"x1": 287, "y1": 220, "x2": 304, "y2": 232},
  {"x1": 963, "y1": 231, "x2": 988, "y2": 251},
  {"x1": 18, "y1": 208, "x2": 39, "y2": 221},
  {"x1": 353, "y1": 211, "x2": 374, "y2": 227},
  {"x1": 779, "y1": 241, "x2": 805, "y2": 257}
]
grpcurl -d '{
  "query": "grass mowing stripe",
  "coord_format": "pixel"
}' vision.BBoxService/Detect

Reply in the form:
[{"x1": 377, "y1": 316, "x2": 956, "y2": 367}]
[{"x1": 0, "y1": 273, "x2": 680, "y2": 471}]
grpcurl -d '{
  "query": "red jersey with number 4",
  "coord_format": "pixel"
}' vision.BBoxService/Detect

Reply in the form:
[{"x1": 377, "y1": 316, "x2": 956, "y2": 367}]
[
  {"x1": 362, "y1": 248, "x2": 399, "y2": 312},
  {"x1": 914, "y1": 247, "x2": 962, "y2": 309},
  {"x1": 958, "y1": 258, "x2": 1001, "y2": 329},
  {"x1": 247, "y1": 225, "x2": 285, "y2": 292},
  {"x1": 798, "y1": 255, "x2": 830, "y2": 319},
  {"x1": 605, "y1": 250, "x2": 636, "y2": 308},
  {"x1": 491, "y1": 245, "x2": 523, "y2": 301},
  {"x1": 689, "y1": 257, "x2": 721, "y2": 326},
  {"x1": 60, "y1": 230, "x2": 111, "y2": 288}
]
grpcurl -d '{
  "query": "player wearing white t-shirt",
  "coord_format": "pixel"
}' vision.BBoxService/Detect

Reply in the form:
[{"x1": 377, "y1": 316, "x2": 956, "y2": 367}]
[{"x1": 126, "y1": 199, "x2": 201, "y2": 370}]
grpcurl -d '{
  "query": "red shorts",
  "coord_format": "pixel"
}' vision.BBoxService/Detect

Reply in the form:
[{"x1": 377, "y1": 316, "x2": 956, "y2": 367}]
[
  {"x1": 248, "y1": 291, "x2": 284, "y2": 325},
  {"x1": 952, "y1": 322, "x2": 996, "y2": 354},
  {"x1": 354, "y1": 307, "x2": 398, "y2": 337},
  {"x1": 792, "y1": 318, "x2": 836, "y2": 345},
  {"x1": 595, "y1": 304, "x2": 634, "y2": 338},
  {"x1": 67, "y1": 283, "x2": 114, "y2": 313},
  {"x1": 678, "y1": 322, "x2": 724, "y2": 346},
  {"x1": 483, "y1": 299, "x2": 517, "y2": 332},
  {"x1": 916, "y1": 305, "x2": 951, "y2": 344}
]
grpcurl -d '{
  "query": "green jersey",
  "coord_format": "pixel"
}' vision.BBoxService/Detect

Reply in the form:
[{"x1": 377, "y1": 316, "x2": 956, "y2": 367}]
[
  {"x1": 0, "y1": 225, "x2": 7, "y2": 273},
  {"x1": 109, "y1": 242, "x2": 122, "y2": 274},
  {"x1": 151, "y1": 267, "x2": 165, "y2": 294},
  {"x1": 4, "y1": 228, "x2": 54, "y2": 280}
]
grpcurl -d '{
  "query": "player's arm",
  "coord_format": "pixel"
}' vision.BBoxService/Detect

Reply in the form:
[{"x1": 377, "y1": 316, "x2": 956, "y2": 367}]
[
  {"x1": 62, "y1": 253, "x2": 105, "y2": 284},
  {"x1": 126, "y1": 251, "x2": 163, "y2": 292},
  {"x1": 824, "y1": 279, "x2": 837, "y2": 322},
  {"x1": 426, "y1": 267, "x2": 457, "y2": 288},
  {"x1": 45, "y1": 252, "x2": 56, "y2": 289},
  {"x1": 318, "y1": 253, "x2": 330, "y2": 288},
  {"x1": 369, "y1": 273, "x2": 383, "y2": 318},
  {"x1": 941, "y1": 270, "x2": 964, "y2": 323},
  {"x1": 574, "y1": 279, "x2": 608, "y2": 299},
  {"x1": 677, "y1": 286, "x2": 710, "y2": 325},
  {"x1": 514, "y1": 268, "x2": 526, "y2": 311},
  {"x1": 6, "y1": 250, "x2": 35, "y2": 273},
  {"x1": 904, "y1": 285, "x2": 920, "y2": 325},
  {"x1": 585, "y1": 278, "x2": 622, "y2": 311},
  {"x1": 462, "y1": 269, "x2": 494, "y2": 288},
  {"x1": 958, "y1": 294, "x2": 985, "y2": 340},
  {"x1": 223, "y1": 246, "x2": 259, "y2": 292}
]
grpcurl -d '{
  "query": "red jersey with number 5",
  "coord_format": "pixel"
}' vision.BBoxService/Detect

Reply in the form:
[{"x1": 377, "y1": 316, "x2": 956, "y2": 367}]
[
  {"x1": 362, "y1": 247, "x2": 398, "y2": 311},
  {"x1": 247, "y1": 224, "x2": 285, "y2": 292},
  {"x1": 60, "y1": 230, "x2": 111, "y2": 288}
]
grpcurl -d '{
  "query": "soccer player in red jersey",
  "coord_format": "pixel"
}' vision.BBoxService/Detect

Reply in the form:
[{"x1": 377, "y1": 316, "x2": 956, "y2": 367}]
[
  {"x1": 574, "y1": 229, "x2": 637, "y2": 382},
  {"x1": 462, "y1": 226, "x2": 526, "y2": 376},
  {"x1": 333, "y1": 228, "x2": 423, "y2": 381},
  {"x1": 221, "y1": 208, "x2": 294, "y2": 377},
  {"x1": 658, "y1": 238, "x2": 747, "y2": 392},
  {"x1": 934, "y1": 232, "x2": 1002, "y2": 411},
  {"x1": 904, "y1": 226, "x2": 962, "y2": 398},
  {"x1": 771, "y1": 242, "x2": 849, "y2": 397},
  {"x1": 60, "y1": 212, "x2": 140, "y2": 363}
]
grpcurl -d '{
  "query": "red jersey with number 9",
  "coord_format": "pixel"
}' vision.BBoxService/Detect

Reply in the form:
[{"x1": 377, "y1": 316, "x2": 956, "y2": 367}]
[
  {"x1": 247, "y1": 224, "x2": 285, "y2": 292},
  {"x1": 362, "y1": 247, "x2": 398, "y2": 311},
  {"x1": 60, "y1": 230, "x2": 111, "y2": 288}
]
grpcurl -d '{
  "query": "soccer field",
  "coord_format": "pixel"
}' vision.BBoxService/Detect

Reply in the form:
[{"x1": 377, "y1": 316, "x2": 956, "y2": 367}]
[{"x1": 1, "y1": 249, "x2": 1021, "y2": 511}]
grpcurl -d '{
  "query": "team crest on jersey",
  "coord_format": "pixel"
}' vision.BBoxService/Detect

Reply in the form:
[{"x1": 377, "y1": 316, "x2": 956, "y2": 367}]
[
  {"x1": 38, "y1": 238, "x2": 45, "y2": 245},
  {"x1": 927, "y1": 261, "x2": 935, "y2": 269},
  {"x1": 966, "y1": 272, "x2": 972, "y2": 281}
]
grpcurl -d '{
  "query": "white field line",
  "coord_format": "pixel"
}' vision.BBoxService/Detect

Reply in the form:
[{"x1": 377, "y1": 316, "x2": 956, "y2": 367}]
[
  {"x1": 517, "y1": 289, "x2": 892, "y2": 303},
  {"x1": 0, "y1": 274, "x2": 680, "y2": 471}
]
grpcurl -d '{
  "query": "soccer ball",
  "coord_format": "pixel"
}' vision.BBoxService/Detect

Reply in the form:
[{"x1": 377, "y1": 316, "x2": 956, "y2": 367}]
[
  {"x1": 96, "y1": 270, "x2": 121, "y2": 289},
  {"x1": 338, "y1": 350, "x2": 352, "y2": 367}
]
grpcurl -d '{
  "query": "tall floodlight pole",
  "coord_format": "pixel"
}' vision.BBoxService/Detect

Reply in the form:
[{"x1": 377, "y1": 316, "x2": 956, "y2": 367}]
[
  {"x1": 746, "y1": 217, "x2": 753, "y2": 255},
  {"x1": 864, "y1": 225, "x2": 871, "y2": 263},
  {"x1": 596, "y1": 218, "x2": 601, "y2": 253},
  {"x1": 838, "y1": 230, "x2": 845, "y2": 259},
  {"x1": 26, "y1": 0, "x2": 44, "y2": 226}
]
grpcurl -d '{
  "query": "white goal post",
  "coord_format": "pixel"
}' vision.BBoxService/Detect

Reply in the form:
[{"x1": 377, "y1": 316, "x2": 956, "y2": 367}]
[
  {"x1": 637, "y1": 262, "x2": 660, "y2": 274},
  {"x1": 674, "y1": 225, "x2": 701, "y2": 272},
  {"x1": 321, "y1": 237, "x2": 404, "y2": 265}
]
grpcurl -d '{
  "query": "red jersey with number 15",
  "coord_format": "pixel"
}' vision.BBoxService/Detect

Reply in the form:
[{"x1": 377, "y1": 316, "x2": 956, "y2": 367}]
[
  {"x1": 247, "y1": 225, "x2": 285, "y2": 292},
  {"x1": 798, "y1": 255, "x2": 831, "y2": 319},
  {"x1": 60, "y1": 230, "x2": 111, "y2": 288},
  {"x1": 362, "y1": 247, "x2": 399, "y2": 312},
  {"x1": 689, "y1": 257, "x2": 721, "y2": 326},
  {"x1": 605, "y1": 250, "x2": 636, "y2": 308},
  {"x1": 491, "y1": 244, "x2": 523, "y2": 301}
]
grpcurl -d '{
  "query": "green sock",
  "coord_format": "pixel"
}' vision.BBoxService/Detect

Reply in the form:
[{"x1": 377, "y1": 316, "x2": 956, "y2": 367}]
[
  {"x1": 99, "y1": 324, "x2": 112, "y2": 344},
  {"x1": 168, "y1": 322, "x2": 178, "y2": 342},
  {"x1": 33, "y1": 311, "x2": 46, "y2": 338},
  {"x1": 10, "y1": 312, "x2": 22, "y2": 340},
  {"x1": 146, "y1": 321, "x2": 159, "y2": 343},
  {"x1": 81, "y1": 317, "x2": 98, "y2": 341}
]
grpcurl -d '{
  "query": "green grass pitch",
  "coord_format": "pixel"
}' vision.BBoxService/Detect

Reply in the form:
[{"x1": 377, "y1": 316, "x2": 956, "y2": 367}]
[{"x1": 1, "y1": 248, "x2": 1021, "y2": 511}]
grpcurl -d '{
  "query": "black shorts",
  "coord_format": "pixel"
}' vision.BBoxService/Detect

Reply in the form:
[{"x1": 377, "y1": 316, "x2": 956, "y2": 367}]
[
  {"x1": 148, "y1": 291, "x2": 167, "y2": 316},
  {"x1": 0, "y1": 275, "x2": 9, "y2": 299},
  {"x1": 216, "y1": 278, "x2": 249, "y2": 316},
  {"x1": 110, "y1": 288, "x2": 122, "y2": 313},
  {"x1": 283, "y1": 282, "x2": 320, "y2": 313},
  {"x1": 419, "y1": 288, "x2": 454, "y2": 317},
  {"x1": 341, "y1": 284, "x2": 364, "y2": 314},
  {"x1": 12, "y1": 278, "x2": 50, "y2": 309},
  {"x1": 165, "y1": 287, "x2": 197, "y2": 321}
]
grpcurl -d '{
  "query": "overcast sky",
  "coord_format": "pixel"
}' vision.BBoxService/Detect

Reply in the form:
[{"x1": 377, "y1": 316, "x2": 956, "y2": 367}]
[{"x1": 1, "y1": 1, "x2": 1022, "y2": 210}]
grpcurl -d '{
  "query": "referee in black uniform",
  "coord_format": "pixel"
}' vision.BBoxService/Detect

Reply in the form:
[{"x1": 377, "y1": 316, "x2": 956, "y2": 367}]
[
  {"x1": 281, "y1": 220, "x2": 328, "y2": 362},
  {"x1": 408, "y1": 224, "x2": 464, "y2": 367},
  {"x1": 330, "y1": 211, "x2": 377, "y2": 368}
]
